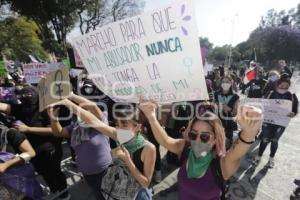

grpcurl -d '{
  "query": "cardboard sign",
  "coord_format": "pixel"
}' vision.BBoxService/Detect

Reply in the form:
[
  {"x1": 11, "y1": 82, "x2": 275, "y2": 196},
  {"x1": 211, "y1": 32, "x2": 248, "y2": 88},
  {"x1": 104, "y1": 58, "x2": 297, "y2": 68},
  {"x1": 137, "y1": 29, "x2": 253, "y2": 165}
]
[
  {"x1": 37, "y1": 66, "x2": 71, "y2": 112},
  {"x1": 240, "y1": 98, "x2": 292, "y2": 127},
  {"x1": 72, "y1": 0, "x2": 208, "y2": 103},
  {"x1": 0, "y1": 61, "x2": 8, "y2": 79},
  {"x1": 22, "y1": 62, "x2": 63, "y2": 84}
]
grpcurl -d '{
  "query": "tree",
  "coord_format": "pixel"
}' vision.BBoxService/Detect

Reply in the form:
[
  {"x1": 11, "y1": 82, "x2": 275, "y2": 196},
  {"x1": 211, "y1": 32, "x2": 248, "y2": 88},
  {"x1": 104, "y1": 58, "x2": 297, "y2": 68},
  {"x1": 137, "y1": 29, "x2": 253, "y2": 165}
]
[
  {"x1": 0, "y1": 0, "x2": 107, "y2": 56},
  {"x1": 78, "y1": 0, "x2": 145, "y2": 34},
  {"x1": 248, "y1": 26, "x2": 300, "y2": 63},
  {"x1": 0, "y1": 17, "x2": 48, "y2": 61},
  {"x1": 209, "y1": 45, "x2": 229, "y2": 62},
  {"x1": 199, "y1": 37, "x2": 213, "y2": 50}
]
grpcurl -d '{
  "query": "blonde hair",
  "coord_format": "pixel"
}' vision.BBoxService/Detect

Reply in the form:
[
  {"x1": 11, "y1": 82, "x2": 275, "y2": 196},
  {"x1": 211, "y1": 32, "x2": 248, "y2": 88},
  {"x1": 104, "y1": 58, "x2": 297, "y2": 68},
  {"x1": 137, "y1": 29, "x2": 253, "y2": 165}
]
[{"x1": 183, "y1": 112, "x2": 226, "y2": 157}]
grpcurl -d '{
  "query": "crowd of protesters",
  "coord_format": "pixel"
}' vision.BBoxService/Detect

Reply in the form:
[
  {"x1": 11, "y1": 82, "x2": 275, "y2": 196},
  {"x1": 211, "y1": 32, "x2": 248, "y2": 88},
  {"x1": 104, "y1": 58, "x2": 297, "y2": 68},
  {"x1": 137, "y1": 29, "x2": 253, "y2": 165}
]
[{"x1": 0, "y1": 59, "x2": 298, "y2": 200}]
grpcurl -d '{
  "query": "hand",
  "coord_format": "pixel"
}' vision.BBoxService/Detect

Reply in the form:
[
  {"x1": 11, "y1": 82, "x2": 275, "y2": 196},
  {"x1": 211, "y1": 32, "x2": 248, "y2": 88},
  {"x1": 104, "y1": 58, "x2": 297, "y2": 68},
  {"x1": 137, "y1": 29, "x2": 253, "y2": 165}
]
[
  {"x1": 13, "y1": 123, "x2": 29, "y2": 133},
  {"x1": 0, "y1": 163, "x2": 8, "y2": 174},
  {"x1": 139, "y1": 96, "x2": 157, "y2": 120},
  {"x1": 237, "y1": 105, "x2": 263, "y2": 140},
  {"x1": 115, "y1": 146, "x2": 131, "y2": 162},
  {"x1": 47, "y1": 106, "x2": 60, "y2": 121},
  {"x1": 287, "y1": 112, "x2": 296, "y2": 118}
]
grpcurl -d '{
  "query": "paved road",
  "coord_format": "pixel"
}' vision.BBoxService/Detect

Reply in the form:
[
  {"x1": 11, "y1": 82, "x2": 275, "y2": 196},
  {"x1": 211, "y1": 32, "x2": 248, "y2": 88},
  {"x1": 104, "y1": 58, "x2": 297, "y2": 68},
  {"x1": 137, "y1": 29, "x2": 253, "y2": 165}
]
[{"x1": 44, "y1": 74, "x2": 300, "y2": 200}]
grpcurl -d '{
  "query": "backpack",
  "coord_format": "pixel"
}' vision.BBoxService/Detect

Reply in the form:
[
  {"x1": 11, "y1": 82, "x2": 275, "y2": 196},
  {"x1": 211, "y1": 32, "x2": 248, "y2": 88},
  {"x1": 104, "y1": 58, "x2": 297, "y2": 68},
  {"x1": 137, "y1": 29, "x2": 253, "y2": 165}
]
[
  {"x1": 0, "y1": 152, "x2": 44, "y2": 200},
  {"x1": 180, "y1": 147, "x2": 227, "y2": 200},
  {"x1": 101, "y1": 158, "x2": 141, "y2": 200}
]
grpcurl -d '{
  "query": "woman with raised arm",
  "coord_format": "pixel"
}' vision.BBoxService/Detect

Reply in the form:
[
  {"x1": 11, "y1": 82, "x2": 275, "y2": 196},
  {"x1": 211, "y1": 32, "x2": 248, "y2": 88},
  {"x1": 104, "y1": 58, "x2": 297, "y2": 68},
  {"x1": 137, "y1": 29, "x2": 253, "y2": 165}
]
[
  {"x1": 48, "y1": 93, "x2": 112, "y2": 200},
  {"x1": 55, "y1": 98, "x2": 156, "y2": 200},
  {"x1": 139, "y1": 98, "x2": 262, "y2": 200}
]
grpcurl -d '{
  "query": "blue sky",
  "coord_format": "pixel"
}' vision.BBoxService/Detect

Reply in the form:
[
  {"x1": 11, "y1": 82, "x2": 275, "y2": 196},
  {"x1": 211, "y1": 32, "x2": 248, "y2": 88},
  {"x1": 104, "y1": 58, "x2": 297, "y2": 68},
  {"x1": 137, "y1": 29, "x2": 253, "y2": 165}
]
[{"x1": 68, "y1": 0, "x2": 300, "y2": 47}]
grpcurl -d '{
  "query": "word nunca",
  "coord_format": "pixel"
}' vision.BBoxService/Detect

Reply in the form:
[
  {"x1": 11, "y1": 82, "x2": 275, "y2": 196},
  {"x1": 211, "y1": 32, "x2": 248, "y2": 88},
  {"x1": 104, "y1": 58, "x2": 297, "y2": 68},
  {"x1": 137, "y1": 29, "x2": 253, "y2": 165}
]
[{"x1": 145, "y1": 37, "x2": 182, "y2": 57}]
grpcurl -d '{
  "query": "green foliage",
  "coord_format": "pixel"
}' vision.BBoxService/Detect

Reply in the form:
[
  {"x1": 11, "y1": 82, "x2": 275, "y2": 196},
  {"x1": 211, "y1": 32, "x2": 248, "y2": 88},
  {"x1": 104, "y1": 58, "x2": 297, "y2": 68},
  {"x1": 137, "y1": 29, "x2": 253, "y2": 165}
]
[
  {"x1": 199, "y1": 37, "x2": 213, "y2": 50},
  {"x1": 0, "y1": 17, "x2": 48, "y2": 62}
]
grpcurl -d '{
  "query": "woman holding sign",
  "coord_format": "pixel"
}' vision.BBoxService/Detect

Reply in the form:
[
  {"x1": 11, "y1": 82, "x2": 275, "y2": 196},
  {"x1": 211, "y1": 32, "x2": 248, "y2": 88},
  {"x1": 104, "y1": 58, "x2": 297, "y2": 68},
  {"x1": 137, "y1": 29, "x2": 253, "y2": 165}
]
[
  {"x1": 253, "y1": 76, "x2": 298, "y2": 168},
  {"x1": 139, "y1": 97, "x2": 262, "y2": 200},
  {"x1": 54, "y1": 97, "x2": 156, "y2": 200}
]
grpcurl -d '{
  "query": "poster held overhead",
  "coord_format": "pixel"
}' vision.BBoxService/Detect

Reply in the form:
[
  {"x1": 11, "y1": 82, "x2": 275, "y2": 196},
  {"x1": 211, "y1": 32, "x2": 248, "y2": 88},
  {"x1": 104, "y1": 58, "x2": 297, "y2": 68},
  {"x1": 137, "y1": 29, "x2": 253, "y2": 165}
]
[
  {"x1": 37, "y1": 66, "x2": 71, "y2": 112},
  {"x1": 71, "y1": 0, "x2": 208, "y2": 104}
]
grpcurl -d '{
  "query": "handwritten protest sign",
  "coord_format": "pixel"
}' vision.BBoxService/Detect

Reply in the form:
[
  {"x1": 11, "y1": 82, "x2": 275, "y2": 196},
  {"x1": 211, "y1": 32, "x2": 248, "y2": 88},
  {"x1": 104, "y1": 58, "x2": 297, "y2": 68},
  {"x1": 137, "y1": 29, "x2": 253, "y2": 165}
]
[
  {"x1": 0, "y1": 61, "x2": 8, "y2": 78},
  {"x1": 37, "y1": 66, "x2": 71, "y2": 112},
  {"x1": 22, "y1": 62, "x2": 63, "y2": 84},
  {"x1": 72, "y1": 0, "x2": 208, "y2": 103},
  {"x1": 240, "y1": 98, "x2": 292, "y2": 127}
]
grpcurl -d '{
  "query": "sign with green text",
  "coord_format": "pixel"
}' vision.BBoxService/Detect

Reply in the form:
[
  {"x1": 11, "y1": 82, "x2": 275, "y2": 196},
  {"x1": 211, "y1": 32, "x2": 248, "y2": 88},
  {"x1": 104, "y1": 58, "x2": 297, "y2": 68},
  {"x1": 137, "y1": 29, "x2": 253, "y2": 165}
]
[{"x1": 72, "y1": 0, "x2": 208, "y2": 103}]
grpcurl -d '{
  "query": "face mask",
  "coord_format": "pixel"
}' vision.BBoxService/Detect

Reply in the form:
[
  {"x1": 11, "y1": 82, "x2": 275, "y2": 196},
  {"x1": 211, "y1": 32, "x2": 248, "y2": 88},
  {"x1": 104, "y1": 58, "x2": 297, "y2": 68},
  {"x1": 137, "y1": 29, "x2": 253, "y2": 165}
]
[
  {"x1": 221, "y1": 83, "x2": 231, "y2": 91},
  {"x1": 276, "y1": 88, "x2": 288, "y2": 94},
  {"x1": 116, "y1": 129, "x2": 135, "y2": 145},
  {"x1": 20, "y1": 96, "x2": 32, "y2": 105},
  {"x1": 269, "y1": 75, "x2": 279, "y2": 82},
  {"x1": 190, "y1": 140, "x2": 213, "y2": 158}
]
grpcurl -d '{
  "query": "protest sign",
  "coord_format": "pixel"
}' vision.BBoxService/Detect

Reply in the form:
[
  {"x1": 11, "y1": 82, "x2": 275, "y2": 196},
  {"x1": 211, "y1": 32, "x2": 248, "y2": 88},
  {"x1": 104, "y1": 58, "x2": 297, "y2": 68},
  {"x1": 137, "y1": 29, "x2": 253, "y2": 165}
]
[
  {"x1": 0, "y1": 61, "x2": 8, "y2": 78},
  {"x1": 22, "y1": 62, "x2": 63, "y2": 84},
  {"x1": 240, "y1": 98, "x2": 292, "y2": 127},
  {"x1": 72, "y1": 0, "x2": 208, "y2": 103},
  {"x1": 0, "y1": 87, "x2": 17, "y2": 102},
  {"x1": 74, "y1": 49, "x2": 85, "y2": 68},
  {"x1": 37, "y1": 66, "x2": 71, "y2": 112}
]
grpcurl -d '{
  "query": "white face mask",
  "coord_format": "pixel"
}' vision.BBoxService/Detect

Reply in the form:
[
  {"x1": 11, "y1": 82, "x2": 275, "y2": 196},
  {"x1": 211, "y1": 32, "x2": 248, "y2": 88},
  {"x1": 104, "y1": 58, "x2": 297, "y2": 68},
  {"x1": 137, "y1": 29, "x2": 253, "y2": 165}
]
[
  {"x1": 276, "y1": 88, "x2": 288, "y2": 94},
  {"x1": 116, "y1": 129, "x2": 135, "y2": 145},
  {"x1": 221, "y1": 83, "x2": 231, "y2": 91},
  {"x1": 190, "y1": 140, "x2": 213, "y2": 158},
  {"x1": 269, "y1": 75, "x2": 279, "y2": 82}
]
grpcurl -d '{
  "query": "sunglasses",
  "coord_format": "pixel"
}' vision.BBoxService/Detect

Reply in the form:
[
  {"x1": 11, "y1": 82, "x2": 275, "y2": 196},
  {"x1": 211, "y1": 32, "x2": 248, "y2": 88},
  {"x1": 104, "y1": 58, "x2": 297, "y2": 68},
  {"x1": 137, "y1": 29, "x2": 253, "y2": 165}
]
[{"x1": 188, "y1": 131, "x2": 211, "y2": 143}]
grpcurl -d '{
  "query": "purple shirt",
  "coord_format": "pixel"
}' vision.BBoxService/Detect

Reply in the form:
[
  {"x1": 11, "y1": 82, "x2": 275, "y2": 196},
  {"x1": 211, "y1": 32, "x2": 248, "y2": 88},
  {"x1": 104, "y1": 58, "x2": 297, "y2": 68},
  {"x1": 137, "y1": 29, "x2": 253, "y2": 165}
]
[
  {"x1": 65, "y1": 114, "x2": 112, "y2": 175},
  {"x1": 178, "y1": 161, "x2": 222, "y2": 200}
]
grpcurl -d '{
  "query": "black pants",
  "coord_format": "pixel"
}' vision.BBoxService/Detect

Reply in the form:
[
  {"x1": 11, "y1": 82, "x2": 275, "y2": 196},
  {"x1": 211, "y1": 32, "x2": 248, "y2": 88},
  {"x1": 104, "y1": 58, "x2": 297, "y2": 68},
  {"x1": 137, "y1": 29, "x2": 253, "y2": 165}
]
[
  {"x1": 84, "y1": 170, "x2": 107, "y2": 200},
  {"x1": 258, "y1": 124, "x2": 285, "y2": 158},
  {"x1": 31, "y1": 146, "x2": 68, "y2": 197}
]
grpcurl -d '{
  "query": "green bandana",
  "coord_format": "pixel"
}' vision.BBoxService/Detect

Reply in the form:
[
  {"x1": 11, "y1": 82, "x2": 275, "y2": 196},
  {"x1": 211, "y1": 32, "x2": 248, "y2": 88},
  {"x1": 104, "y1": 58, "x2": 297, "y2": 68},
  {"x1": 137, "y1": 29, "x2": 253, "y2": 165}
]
[
  {"x1": 187, "y1": 150, "x2": 213, "y2": 178},
  {"x1": 123, "y1": 134, "x2": 145, "y2": 154}
]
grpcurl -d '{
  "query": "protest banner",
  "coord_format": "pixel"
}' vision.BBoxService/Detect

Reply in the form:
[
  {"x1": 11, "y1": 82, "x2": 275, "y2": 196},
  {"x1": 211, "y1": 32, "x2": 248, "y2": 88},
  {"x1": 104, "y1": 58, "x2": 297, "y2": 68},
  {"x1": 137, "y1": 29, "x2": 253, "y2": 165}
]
[
  {"x1": 0, "y1": 87, "x2": 17, "y2": 102},
  {"x1": 240, "y1": 98, "x2": 292, "y2": 127},
  {"x1": 72, "y1": 0, "x2": 208, "y2": 103},
  {"x1": 37, "y1": 66, "x2": 71, "y2": 112},
  {"x1": 0, "y1": 61, "x2": 8, "y2": 78},
  {"x1": 22, "y1": 62, "x2": 63, "y2": 84}
]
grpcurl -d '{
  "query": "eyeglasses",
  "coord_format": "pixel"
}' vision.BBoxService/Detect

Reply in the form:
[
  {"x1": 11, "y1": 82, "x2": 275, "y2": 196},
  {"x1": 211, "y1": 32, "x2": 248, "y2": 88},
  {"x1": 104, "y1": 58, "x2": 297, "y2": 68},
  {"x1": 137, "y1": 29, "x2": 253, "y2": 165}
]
[{"x1": 188, "y1": 131, "x2": 211, "y2": 143}]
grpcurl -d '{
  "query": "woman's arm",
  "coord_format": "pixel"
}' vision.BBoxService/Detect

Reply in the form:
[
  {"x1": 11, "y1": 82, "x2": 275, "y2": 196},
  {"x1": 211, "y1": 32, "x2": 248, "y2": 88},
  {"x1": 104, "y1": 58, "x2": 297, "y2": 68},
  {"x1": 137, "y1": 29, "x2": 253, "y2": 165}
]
[
  {"x1": 62, "y1": 99, "x2": 117, "y2": 140},
  {"x1": 47, "y1": 107, "x2": 70, "y2": 138},
  {"x1": 139, "y1": 98, "x2": 185, "y2": 156},
  {"x1": 221, "y1": 105, "x2": 262, "y2": 180},
  {"x1": 12, "y1": 123, "x2": 53, "y2": 136},
  {"x1": 0, "y1": 139, "x2": 36, "y2": 174},
  {"x1": 0, "y1": 102, "x2": 11, "y2": 115},
  {"x1": 116, "y1": 144, "x2": 156, "y2": 187},
  {"x1": 69, "y1": 94, "x2": 103, "y2": 120}
]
